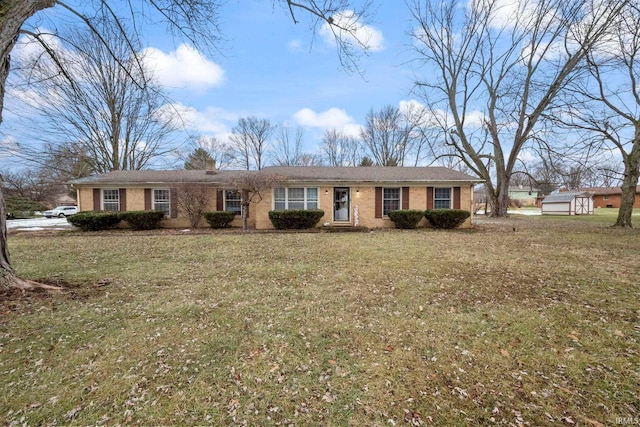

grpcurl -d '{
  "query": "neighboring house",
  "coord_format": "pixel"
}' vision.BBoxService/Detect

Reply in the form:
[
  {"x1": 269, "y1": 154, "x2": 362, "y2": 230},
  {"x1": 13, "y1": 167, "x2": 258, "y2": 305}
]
[
  {"x1": 70, "y1": 166, "x2": 482, "y2": 229},
  {"x1": 563, "y1": 186, "x2": 640, "y2": 209},
  {"x1": 508, "y1": 185, "x2": 541, "y2": 207},
  {"x1": 541, "y1": 191, "x2": 594, "y2": 215}
]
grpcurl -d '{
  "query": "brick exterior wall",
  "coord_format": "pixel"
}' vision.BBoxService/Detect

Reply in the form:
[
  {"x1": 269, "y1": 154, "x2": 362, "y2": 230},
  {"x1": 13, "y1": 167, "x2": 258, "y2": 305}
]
[
  {"x1": 77, "y1": 183, "x2": 476, "y2": 229},
  {"x1": 592, "y1": 194, "x2": 640, "y2": 209}
]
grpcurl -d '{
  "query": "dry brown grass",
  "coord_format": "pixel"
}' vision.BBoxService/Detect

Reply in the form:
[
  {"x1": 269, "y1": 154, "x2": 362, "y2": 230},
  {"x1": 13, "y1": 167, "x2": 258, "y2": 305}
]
[{"x1": 1, "y1": 214, "x2": 639, "y2": 426}]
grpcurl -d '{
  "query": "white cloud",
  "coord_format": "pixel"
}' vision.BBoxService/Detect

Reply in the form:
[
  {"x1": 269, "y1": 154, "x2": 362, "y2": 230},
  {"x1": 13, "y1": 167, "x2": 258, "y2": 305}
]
[
  {"x1": 293, "y1": 107, "x2": 355, "y2": 128},
  {"x1": 14, "y1": 30, "x2": 63, "y2": 62},
  {"x1": 293, "y1": 107, "x2": 362, "y2": 138},
  {"x1": 341, "y1": 123, "x2": 364, "y2": 138},
  {"x1": 143, "y1": 44, "x2": 225, "y2": 90},
  {"x1": 398, "y1": 99, "x2": 485, "y2": 129},
  {"x1": 287, "y1": 39, "x2": 303, "y2": 52},
  {"x1": 320, "y1": 10, "x2": 384, "y2": 51},
  {"x1": 161, "y1": 103, "x2": 235, "y2": 135}
]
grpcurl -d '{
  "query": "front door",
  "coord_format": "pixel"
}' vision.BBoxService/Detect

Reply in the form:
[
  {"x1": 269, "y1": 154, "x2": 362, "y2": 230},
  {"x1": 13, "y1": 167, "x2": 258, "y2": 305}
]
[{"x1": 334, "y1": 188, "x2": 350, "y2": 222}]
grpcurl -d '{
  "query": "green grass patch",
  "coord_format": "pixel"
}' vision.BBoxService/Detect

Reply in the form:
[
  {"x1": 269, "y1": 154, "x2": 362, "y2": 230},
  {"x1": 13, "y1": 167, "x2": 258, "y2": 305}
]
[{"x1": 2, "y1": 220, "x2": 639, "y2": 425}]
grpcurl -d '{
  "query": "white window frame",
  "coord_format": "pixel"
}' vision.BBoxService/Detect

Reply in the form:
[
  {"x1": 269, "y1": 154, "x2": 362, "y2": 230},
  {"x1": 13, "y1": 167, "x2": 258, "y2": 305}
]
[
  {"x1": 382, "y1": 187, "x2": 401, "y2": 217},
  {"x1": 225, "y1": 190, "x2": 242, "y2": 215},
  {"x1": 153, "y1": 189, "x2": 171, "y2": 217},
  {"x1": 434, "y1": 187, "x2": 452, "y2": 209},
  {"x1": 102, "y1": 189, "x2": 120, "y2": 211},
  {"x1": 273, "y1": 187, "x2": 319, "y2": 210}
]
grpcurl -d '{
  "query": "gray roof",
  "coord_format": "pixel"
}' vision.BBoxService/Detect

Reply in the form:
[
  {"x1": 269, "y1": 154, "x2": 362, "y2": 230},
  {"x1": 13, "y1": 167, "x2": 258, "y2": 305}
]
[
  {"x1": 69, "y1": 170, "x2": 249, "y2": 186},
  {"x1": 542, "y1": 191, "x2": 593, "y2": 203},
  {"x1": 70, "y1": 166, "x2": 482, "y2": 186}
]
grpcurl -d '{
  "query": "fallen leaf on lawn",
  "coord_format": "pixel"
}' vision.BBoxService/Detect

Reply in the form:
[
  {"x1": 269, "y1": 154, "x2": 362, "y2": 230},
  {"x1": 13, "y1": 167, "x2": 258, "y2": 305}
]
[
  {"x1": 577, "y1": 415, "x2": 605, "y2": 427},
  {"x1": 385, "y1": 345, "x2": 394, "y2": 352},
  {"x1": 500, "y1": 349, "x2": 510, "y2": 357},
  {"x1": 328, "y1": 359, "x2": 337, "y2": 365},
  {"x1": 614, "y1": 330, "x2": 624, "y2": 337}
]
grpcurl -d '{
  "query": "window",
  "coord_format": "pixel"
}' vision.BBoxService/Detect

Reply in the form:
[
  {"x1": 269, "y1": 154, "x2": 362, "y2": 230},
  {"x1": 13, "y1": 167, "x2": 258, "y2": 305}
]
[
  {"x1": 273, "y1": 187, "x2": 319, "y2": 210},
  {"x1": 225, "y1": 190, "x2": 242, "y2": 215},
  {"x1": 153, "y1": 189, "x2": 171, "y2": 217},
  {"x1": 288, "y1": 188, "x2": 305, "y2": 210},
  {"x1": 383, "y1": 188, "x2": 400, "y2": 216},
  {"x1": 434, "y1": 188, "x2": 452, "y2": 209},
  {"x1": 103, "y1": 189, "x2": 120, "y2": 211},
  {"x1": 603, "y1": 195, "x2": 609, "y2": 200},
  {"x1": 306, "y1": 188, "x2": 318, "y2": 209}
]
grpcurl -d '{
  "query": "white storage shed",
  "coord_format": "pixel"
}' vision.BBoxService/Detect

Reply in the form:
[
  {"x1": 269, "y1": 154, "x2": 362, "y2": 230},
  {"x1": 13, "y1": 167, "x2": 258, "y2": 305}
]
[{"x1": 541, "y1": 191, "x2": 594, "y2": 215}]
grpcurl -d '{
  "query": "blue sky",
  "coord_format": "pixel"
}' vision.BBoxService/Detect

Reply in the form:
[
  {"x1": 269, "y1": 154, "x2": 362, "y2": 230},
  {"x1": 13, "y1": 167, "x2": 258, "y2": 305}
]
[
  {"x1": 0, "y1": 1, "x2": 426, "y2": 171},
  {"x1": 140, "y1": 1, "x2": 417, "y2": 146},
  {"x1": 4, "y1": 1, "x2": 620, "y2": 179}
]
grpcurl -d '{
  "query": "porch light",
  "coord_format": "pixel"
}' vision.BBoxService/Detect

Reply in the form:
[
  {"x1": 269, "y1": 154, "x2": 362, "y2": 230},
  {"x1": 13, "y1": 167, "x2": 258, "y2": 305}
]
[{"x1": 325, "y1": 189, "x2": 329, "y2": 195}]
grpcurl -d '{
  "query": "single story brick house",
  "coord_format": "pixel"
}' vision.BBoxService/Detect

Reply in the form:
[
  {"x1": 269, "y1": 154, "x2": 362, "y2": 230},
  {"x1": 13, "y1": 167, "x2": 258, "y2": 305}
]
[{"x1": 70, "y1": 166, "x2": 482, "y2": 229}]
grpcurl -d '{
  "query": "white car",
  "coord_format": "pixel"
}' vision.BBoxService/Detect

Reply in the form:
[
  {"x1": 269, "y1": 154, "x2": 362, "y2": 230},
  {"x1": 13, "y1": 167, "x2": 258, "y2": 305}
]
[{"x1": 44, "y1": 206, "x2": 78, "y2": 218}]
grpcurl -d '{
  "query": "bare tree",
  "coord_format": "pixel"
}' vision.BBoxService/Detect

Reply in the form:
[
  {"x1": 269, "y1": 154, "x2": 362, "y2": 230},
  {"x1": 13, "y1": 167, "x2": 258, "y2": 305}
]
[
  {"x1": 271, "y1": 126, "x2": 323, "y2": 166},
  {"x1": 229, "y1": 117, "x2": 274, "y2": 170},
  {"x1": 175, "y1": 183, "x2": 213, "y2": 228},
  {"x1": 408, "y1": 0, "x2": 628, "y2": 217},
  {"x1": 297, "y1": 152, "x2": 324, "y2": 166},
  {"x1": 0, "y1": 0, "x2": 375, "y2": 290},
  {"x1": 1, "y1": 169, "x2": 55, "y2": 203},
  {"x1": 226, "y1": 172, "x2": 286, "y2": 231},
  {"x1": 552, "y1": 2, "x2": 640, "y2": 227},
  {"x1": 360, "y1": 104, "x2": 427, "y2": 166},
  {"x1": 320, "y1": 128, "x2": 361, "y2": 166},
  {"x1": 272, "y1": 126, "x2": 301, "y2": 166},
  {"x1": 40, "y1": 142, "x2": 95, "y2": 183},
  {"x1": 9, "y1": 21, "x2": 181, "y2": 173}
]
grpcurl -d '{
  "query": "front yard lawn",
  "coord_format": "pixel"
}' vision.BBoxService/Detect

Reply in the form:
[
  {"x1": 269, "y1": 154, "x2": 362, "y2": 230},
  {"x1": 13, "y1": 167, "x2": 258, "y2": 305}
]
[{"x1": 2, "y1": 218, "x2": 639, "y2": 425}]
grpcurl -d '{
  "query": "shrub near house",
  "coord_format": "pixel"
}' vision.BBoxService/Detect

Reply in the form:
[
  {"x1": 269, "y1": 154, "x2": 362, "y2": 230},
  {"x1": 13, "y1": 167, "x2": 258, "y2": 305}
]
[
  {"x1": 424, "y1": 209, "x2": 471, "y2": 229},
  {"x1": 387, "y1": 210, "x2": 426, "y2": 229},
  {"x1": 67, "y1": 211, "x2": 121, "y2": 231},
  {"x1": 203, "y1": 211, "x2": 235, "y2": 229},
  {"x1": 269, "y1": 209, "x2": 325, "y2": 229}
]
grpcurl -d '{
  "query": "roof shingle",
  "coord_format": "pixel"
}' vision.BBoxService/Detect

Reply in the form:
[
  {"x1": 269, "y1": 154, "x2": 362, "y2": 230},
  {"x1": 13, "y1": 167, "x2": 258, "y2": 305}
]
[{"x1": 70, "y1": 166, "x2": 482, "y2": 186}]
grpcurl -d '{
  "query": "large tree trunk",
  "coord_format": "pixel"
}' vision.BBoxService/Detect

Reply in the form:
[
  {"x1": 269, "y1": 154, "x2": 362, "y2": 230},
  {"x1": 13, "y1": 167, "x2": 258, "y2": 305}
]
[
  {"x1": 489, "y1": 172, "x2": 511, "y2": 217},
  {"x1": 1, "y1": 0, "x2": 57, "y2": 290},
  {"x1": 613, "y1": 134, "x2": 640, "y2": 228}
]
